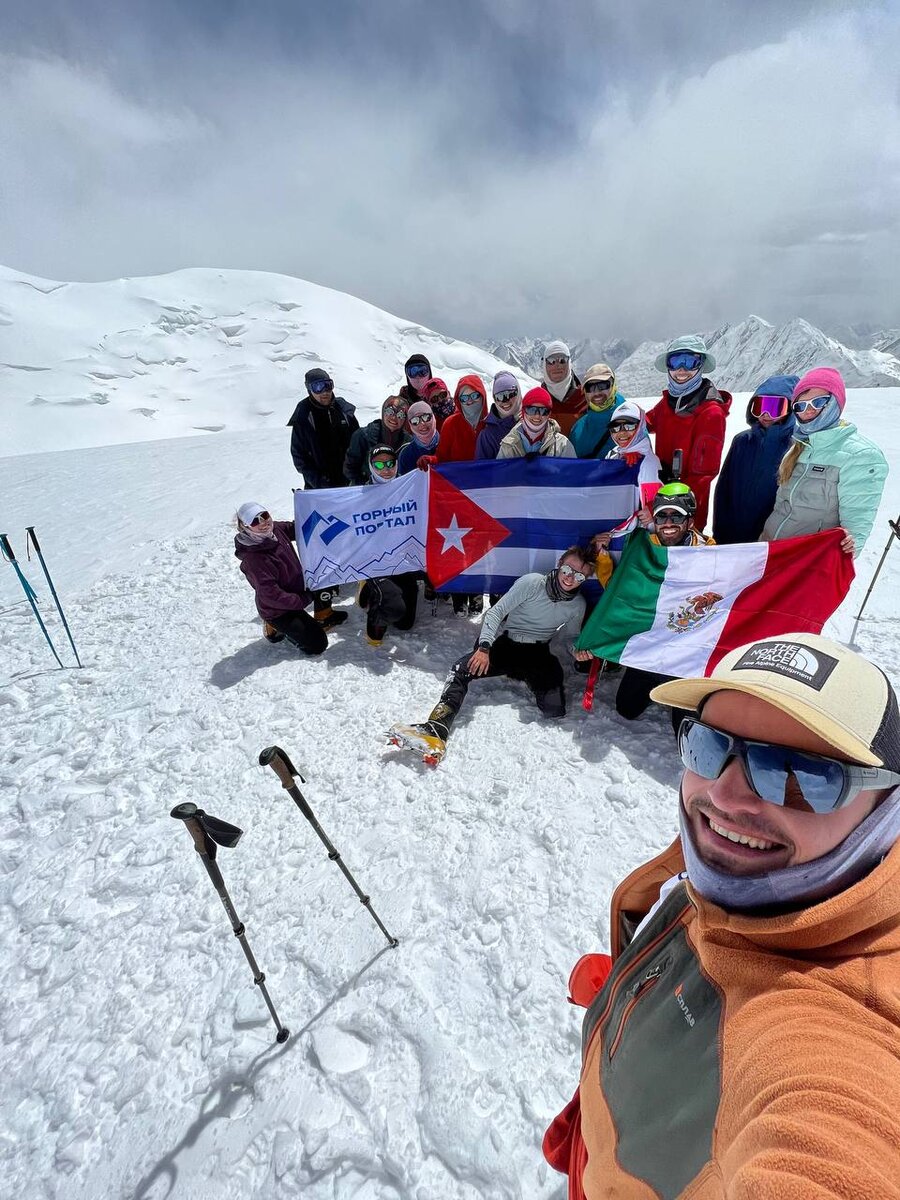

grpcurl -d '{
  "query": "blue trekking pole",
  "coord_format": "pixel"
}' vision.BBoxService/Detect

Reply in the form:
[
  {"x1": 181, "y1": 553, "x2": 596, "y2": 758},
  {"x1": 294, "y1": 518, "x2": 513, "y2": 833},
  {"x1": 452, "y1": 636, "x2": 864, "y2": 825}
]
[
  {"x1": 0, "y1": 533, "x2": 65, "y2": 669},
  {"x1": 25, "y1": 527, "x2": 83, "y2": 668}
]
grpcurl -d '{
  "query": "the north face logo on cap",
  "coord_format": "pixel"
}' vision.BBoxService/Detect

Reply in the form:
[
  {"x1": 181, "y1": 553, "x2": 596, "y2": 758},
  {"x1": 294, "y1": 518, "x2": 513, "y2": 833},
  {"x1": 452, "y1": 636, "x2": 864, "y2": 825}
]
[{"x1": 733, "y1": 641, "x2": 839, "y2": 691}]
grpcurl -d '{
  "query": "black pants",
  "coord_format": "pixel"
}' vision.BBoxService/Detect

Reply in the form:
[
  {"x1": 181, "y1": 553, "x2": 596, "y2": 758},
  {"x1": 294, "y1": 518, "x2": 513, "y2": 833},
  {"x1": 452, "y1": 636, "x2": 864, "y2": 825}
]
[
  {"x1": 366, "y1": 574, "x2": 419, "y2": 633},
  {"x1": 616, "y1": 667, "x2": 686, "y2": 735},
  {"x1": 429, "y1": 633, "x2": 566, "y2": 736},
  {"x1": 270, "y1": 610, "x2": 328, "y2": 656}
]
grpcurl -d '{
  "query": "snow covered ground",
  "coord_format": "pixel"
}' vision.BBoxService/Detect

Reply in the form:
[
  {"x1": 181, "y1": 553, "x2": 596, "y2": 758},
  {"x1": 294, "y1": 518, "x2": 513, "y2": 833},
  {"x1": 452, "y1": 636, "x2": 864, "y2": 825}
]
[
  {"x1": 1, "y1": 392, "x2": 897, "y2": 1199},
  {"x1": 0, "y1": 265, "x2": 533, "y2": 457}
]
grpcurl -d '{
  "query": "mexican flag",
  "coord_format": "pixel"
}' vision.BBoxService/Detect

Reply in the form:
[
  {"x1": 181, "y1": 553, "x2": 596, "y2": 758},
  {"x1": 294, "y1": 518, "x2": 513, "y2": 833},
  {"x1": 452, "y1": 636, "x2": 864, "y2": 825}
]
[{"x1": 576, "y1": 528, "x2": 854, "y2": 678}]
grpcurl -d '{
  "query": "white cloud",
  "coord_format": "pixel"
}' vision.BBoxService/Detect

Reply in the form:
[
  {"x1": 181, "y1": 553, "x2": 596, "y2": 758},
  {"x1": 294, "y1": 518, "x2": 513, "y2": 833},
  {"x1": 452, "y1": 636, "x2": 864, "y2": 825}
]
[{"x1": 0, "y1": 9, "x2": 897, "y2": 341}]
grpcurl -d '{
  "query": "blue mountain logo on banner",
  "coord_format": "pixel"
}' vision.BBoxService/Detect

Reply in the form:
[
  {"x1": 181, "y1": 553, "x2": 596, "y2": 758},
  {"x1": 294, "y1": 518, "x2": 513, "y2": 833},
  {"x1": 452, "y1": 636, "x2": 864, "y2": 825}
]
[{"x1": 301, "y1": 510, "x2": 351, "y2": 546}]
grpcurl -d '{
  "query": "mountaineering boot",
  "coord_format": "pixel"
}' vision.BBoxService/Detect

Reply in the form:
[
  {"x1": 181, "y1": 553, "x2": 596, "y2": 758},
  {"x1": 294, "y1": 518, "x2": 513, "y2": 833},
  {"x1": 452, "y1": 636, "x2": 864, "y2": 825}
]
[
  {"x1": 315, "y1": 608, "x2": 348, "y2": 632},
  {"x1": 263, "y1": 622, "x2": 285, "y2": 644},
  {"x1": 366, "y1": 613, "x2": 387, "y2": 647},
  {"x1": 468, "y1": 594, "x2": 484, "y2": 615},
  {"x1": 356, "y1": 580, "x2": 372, "y2": 610},
  {"x1": 386, "y1": 721, "x2": 448, "y2": 766}
]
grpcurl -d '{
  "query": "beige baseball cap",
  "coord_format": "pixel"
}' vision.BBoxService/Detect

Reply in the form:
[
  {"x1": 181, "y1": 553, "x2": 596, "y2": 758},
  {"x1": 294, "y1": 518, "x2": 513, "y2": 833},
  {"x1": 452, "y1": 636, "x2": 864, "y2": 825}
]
[{"x1": 651, "y1": 632, "x2": 900, "y2": 770}]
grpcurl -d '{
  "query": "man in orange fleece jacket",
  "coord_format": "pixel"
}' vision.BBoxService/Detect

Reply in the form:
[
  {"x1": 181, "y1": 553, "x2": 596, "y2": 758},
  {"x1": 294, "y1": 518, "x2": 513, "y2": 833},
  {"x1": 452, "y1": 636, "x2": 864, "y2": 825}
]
[{"x1": 545, "y1": 632, "x2": 900, "y2": 1198}]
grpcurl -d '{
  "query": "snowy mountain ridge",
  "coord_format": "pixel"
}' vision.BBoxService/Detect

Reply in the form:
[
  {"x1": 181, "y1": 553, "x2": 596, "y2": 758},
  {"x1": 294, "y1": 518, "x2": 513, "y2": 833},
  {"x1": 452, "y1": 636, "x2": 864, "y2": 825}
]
[
  {"x1": 482, "y1": 315, "x2": 900, "y2": 394},
  {"x1": 0, "y1": 265, "x2": 534, "y2": 457}
]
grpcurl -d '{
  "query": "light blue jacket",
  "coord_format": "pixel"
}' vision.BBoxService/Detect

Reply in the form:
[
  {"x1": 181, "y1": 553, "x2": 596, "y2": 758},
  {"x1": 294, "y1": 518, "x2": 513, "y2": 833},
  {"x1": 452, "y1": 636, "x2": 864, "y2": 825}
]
[{"x1": 760, "y1": 422, "x2": 888, "y2": 556}]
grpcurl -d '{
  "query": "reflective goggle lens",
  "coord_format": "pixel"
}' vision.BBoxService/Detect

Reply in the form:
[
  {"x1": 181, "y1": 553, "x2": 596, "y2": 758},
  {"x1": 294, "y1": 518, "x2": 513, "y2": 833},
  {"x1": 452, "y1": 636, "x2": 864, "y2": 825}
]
[
  {"x1": 371, "y1": 458, "x2": 396, "y2": 471},
  {"x1": 250, "y1": 511, "x2": 271, "y2": 527},
  {"x1": 524, "y1": 404, "x2": 551, "y2": 417},
  {"x1": 309, "y1": 379, "x2": 333, "y2": 394},
  {"x1": 751, "y1": 394, "x2": 790, "y2": 420},
  {"x1": 545, "y1": 355, "x2": 569, "y2": 366},
  {"x1": 558, "y1": 564, "x2": 587, "y2": 584},
  {"x1": 409, "y1": 413, "x2": 434, "y2": 426},
  {"x1": 666, "y1": 352, "x2": 703, "y2": 372},
  {"x1": 406, "y1": 363, "x2": 430, "y2": 378}
]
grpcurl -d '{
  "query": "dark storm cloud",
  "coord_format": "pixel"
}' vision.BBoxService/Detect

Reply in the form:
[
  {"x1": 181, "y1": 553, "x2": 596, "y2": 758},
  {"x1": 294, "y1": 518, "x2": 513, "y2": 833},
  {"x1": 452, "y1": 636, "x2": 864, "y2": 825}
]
[{"x1": 0, "y1": 1, "x2": 896, "y2": 340}]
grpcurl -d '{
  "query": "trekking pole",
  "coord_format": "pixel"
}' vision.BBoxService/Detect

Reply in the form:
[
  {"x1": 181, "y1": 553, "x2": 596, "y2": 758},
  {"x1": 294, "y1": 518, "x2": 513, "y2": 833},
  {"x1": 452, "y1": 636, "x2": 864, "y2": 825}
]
[
  {"x1": 258, "y1": 746, "x2": 399, "y2": 948},
  {"x1": 0, "y1": 534, "x2": 66, "y2": 669},
  {"x1": 854, "y1": 515, "x2": 899, "y2": 623},
  {"x1": 171, "y1": 802, "x2": 290, "y2": 1044},
  {"x1": 25, "y1": 527, "x2": 83, "y2": 667}
]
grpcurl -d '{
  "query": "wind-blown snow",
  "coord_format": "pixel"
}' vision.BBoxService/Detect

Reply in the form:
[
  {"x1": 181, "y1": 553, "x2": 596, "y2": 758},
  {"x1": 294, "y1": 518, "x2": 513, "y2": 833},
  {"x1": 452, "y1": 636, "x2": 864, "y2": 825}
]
[
  {"x1": 0, "y1": 392, "x2": 896, "y2": 1198},
  {"x1": 0, "y1": 265, "x2": 533, "y2": 457}
]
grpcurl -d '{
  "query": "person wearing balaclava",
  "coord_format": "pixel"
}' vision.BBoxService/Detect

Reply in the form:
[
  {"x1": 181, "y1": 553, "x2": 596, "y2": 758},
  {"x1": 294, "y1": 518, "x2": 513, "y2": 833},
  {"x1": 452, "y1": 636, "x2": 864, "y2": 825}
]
[
  {"x1": 541, "y1": 340, "x2": 586, "y2": 436},
  {"x1": 712, "y1": 374, "x2": 798, "y2": 544},
  {"x1": 421, "y1": 377, "x2": 457, "y2": 430},
  {"x1": 569, "y1": 363, "x2": 626, "y2": 459},
  {"x1": 233, "y1": 501, "x2": 331, "y2": 655},
  {"x1": 477, "y1": 371, "x2": 522, "y2": 459},
  {"x1": 645, "y1": 335, "x2": 733, "y2": 531},
  {"x1": 398, "y1": 401, "x2": 440, "y2": 473},
  {"x1": 436, "y1": 375, "x2": 489, "y2": 463},
  {"x1": 760, "y1": 367, "x2": 888, "y2": 557},
  {"x1": 343, "y1": 394, "x2": 411, "y2": 485},
  {"x1": 497, "y1": 387, "x2": 576, "y2": 459},
  {"x1": 399, "y1": 353, "x2": 433, "y2": 404},
  {"x1": 355, "y1": 445, "x2": 419, "y2": 646}
]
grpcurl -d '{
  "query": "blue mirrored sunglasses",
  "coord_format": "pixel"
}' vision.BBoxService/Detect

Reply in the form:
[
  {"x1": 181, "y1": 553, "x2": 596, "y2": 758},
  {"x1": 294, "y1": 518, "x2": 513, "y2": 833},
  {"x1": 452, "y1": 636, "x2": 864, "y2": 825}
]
[
  {"x1": 666, "y1": 351, "x2": 703, "y2": 371},
  {"x1": 678, "y1": 718, "x2": 900, "y2": 813},
  {"x1": 792, "y1": 393, "x2": 832, "y2": 414},
  {"x1": 406, "y1": 363, "x2": 430, "y2": 379}
]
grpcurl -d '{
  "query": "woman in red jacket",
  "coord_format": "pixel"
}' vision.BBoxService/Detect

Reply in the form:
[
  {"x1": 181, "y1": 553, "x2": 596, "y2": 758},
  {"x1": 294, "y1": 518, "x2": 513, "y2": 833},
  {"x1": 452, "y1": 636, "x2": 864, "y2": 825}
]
[
  {"x1": 436, "y1": 375, "x2": 489, "y2": 463},
  {"x1": 645, "y1": 334, "x2": 732, "y2": 531}
]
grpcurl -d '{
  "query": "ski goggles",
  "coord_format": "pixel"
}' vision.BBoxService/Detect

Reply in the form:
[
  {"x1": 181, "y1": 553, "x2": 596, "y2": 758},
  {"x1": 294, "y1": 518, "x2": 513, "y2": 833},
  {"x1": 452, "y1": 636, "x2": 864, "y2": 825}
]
[
  {"x1": 609, "y1": 419, "x2": 639, "y2": 433},
  {"x1": 666, "y1": 351, "x2": 703, "y2": 372},
  {"x1": 750, "y1": 394, "x2": 790, "y2": 420},
  {"x1": 792, "y1": 393, "x2": 832, "y2": 414},
  {"x1": 678, "y1": 718, "x2": 900, "y2": 813},
  {"x1": 523, "y1": 404, "x2": 552, "y2": 417},
  {"x1": 371, "y1": 457, "x2": 397, "y2": 471},
  {"x1": 308, "y1": 378, "x2": 333, "y2": 394},
  {"x1": 653, "y1": 507, "x2": 690, "y2": 525},
  {"x1": 249, "y1": 510, "x2": 271, "y2": 527},
  {"x1": 458, "y1": 390, "x2": 483, "y2": 405},
  {"x1": 493, "y1": 389, "x2": 519, "y2": 404},
  {"x1": 383, "y1": 404, "x2": 408, "y2": 419},
  {"x1": 406, "y1": 363, "x2": 430, "y2": 379},
  {"x1": 408, "y1": 412, "x2": 435, "y2": 427},
  {"x1": 558, "y1": 564, "x2": 587, "y2": 584},
  {"x1": 544, "y1": 354, "x2": 569, "y2": 366},
  {"x1": 584, "y1": 378, "x2": 613, "y2": 395}
]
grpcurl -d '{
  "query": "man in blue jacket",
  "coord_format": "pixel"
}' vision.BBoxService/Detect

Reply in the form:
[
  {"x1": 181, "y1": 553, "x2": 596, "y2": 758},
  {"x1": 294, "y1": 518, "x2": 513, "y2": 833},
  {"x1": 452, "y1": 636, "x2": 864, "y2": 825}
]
[{"x1": 712, "y1": 374, "x2": 798, "y2": 544}]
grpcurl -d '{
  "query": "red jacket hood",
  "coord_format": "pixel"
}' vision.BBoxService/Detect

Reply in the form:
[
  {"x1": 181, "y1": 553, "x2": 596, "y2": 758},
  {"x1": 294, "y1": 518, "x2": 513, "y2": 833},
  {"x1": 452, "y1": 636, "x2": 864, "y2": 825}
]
[{"x1": 453, "y1": 374, "x2": 489, "y2": 419}]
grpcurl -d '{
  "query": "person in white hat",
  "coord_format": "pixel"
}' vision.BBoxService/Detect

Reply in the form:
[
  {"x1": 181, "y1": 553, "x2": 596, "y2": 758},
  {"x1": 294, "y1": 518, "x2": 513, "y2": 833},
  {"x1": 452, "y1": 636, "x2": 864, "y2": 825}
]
[
  {"x1": 546, "y1": 632, "x2": 900, "y2": 1198},
  {"x1": 541, "y1": 340, "x2": 586, "y2": 436}
]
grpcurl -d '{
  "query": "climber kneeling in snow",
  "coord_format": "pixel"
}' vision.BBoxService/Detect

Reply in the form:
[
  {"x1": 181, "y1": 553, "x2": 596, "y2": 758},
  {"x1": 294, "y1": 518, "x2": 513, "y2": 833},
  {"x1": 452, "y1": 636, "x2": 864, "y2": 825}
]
[{"x1": 234, "y1": 501, "x2": 340, "y2": 656}]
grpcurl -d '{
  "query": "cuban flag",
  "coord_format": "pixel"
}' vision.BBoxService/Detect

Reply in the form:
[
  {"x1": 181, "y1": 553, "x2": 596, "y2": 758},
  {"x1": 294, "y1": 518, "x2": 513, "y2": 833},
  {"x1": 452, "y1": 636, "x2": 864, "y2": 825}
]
[
  {"x1": 293, "y1": 459, "x2": 638, "y2": 591},
  {"x1": 428, "y1": 458, "x2": 638, "y2": 593}
]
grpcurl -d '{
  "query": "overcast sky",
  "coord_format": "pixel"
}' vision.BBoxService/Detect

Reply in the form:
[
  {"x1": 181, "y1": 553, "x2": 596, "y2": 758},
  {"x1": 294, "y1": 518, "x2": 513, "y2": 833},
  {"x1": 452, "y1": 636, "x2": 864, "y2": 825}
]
[{"x1": 2, "y1": 1, "x2": 898, "y2": 342}]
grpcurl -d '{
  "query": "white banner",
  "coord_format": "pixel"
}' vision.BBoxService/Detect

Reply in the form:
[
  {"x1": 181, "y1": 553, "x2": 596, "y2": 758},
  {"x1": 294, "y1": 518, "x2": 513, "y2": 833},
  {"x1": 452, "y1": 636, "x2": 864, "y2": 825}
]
[{"x1": 293, "y1": 473, "x2": 428, "y2": 588}]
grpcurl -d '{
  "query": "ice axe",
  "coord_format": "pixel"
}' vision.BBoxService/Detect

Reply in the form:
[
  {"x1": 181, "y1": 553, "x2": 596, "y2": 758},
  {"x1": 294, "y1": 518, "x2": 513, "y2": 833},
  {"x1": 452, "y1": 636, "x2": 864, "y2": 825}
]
[
  {"x1": 258, "y1": 746, "x2": 399, "y2": 948},
  {"x1": 171, "y1": 802, "x2": 290, "y2": 1044}
]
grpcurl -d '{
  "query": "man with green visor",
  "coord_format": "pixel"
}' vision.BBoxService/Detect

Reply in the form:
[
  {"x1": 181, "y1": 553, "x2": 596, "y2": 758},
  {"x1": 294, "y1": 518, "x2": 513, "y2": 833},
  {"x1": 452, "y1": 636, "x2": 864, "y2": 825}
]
[{"x1": 545, "y1": 632, "x2": 900, "y2": 1198}]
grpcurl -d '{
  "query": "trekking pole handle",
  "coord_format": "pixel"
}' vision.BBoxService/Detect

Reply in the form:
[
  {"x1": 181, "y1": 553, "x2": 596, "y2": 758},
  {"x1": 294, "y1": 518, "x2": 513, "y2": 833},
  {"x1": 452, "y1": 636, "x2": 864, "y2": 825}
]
[
  {"x1": 0, "y1": 534, "x2": 15, "y2": 563},
  {"x1": 259, "y1": 745, "x2": 305, "y2": 787},
  {"x1": 25, "y1": 527, "x2": 41, "y2": 551},
  {"x1": 171, "y1": 803, "x2": 214, "y2": 857}
]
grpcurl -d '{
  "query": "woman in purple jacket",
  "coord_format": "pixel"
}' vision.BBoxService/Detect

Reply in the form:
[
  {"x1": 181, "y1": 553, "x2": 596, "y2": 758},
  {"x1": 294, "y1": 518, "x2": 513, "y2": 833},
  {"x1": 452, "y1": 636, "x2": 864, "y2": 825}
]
[{"x1": 233, "y1": 501, "x2": 338, "y2": 655}]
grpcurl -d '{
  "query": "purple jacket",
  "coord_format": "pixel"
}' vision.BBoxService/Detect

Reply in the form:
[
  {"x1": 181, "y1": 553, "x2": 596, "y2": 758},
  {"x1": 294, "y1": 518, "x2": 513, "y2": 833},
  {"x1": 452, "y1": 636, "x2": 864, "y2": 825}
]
[
  {"x1": 234, "y1": 520, "x2": 312, "y2": 621},
  {"x1": 475, "y1": 407, "x2": 517, "y2": 459}
]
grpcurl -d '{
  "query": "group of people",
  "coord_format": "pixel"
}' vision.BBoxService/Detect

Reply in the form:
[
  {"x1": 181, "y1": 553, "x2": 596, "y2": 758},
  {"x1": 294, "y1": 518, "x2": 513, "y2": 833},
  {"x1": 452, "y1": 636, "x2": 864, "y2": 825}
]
[
  {"x1": 233, "y1": 340, "x2": 899, "y2": 1196},
  {"x1": 235, "y1": 336, "x2": 888, "y2": 746}
]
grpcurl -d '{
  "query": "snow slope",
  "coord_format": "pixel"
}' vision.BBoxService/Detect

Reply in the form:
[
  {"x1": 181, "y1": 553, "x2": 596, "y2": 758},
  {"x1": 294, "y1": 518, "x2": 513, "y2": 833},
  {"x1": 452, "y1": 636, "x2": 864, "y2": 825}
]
[
  {"x1": 0, "y1": 265, "x2": 534, "y2": 457},
  {"x1": 0, "y1": 394, "x2": 897, "y2": 1199}
]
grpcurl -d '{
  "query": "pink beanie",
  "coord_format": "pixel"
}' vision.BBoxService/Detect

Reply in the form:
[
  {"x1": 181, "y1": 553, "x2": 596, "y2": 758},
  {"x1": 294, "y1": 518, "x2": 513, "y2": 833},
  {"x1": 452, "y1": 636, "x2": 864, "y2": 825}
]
[{"x1": 792, "y1": 367, "x2": 846, "y2": 412}]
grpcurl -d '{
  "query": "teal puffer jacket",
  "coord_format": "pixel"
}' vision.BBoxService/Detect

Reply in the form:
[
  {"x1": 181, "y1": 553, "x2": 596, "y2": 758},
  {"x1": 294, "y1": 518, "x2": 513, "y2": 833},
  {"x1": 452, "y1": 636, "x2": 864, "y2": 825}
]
[{"x1": 760, "y1": 422, "x2": 888, "y2": 556}]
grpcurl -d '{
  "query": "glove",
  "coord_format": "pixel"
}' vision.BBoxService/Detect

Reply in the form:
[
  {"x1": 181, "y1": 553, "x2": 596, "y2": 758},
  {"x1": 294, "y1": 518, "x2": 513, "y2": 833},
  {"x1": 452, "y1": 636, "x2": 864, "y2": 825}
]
[
  {"x1": 622, "y1": 452, "x2": 642, "y2": 467},
  {"x1": 417, "y1": 455, "x2": 438, "y2": 471}
]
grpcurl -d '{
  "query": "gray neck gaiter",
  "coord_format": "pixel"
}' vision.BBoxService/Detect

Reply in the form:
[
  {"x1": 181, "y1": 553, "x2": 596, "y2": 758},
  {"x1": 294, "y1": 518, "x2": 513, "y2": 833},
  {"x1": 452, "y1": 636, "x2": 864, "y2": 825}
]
[{"x1": 679, "y1": 785, "x2": 900, "y2": 910}]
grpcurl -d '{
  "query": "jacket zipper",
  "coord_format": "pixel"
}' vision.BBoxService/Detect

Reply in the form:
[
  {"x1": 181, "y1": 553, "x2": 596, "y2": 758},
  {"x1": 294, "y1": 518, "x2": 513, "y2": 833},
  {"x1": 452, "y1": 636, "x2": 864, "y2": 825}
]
[
  {"x1": 584, "y1": 903, "x2": 690, "y2": 1058},
  {"x1": 607, "y1": 966, "x2": 663, "y2": 1060}
]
